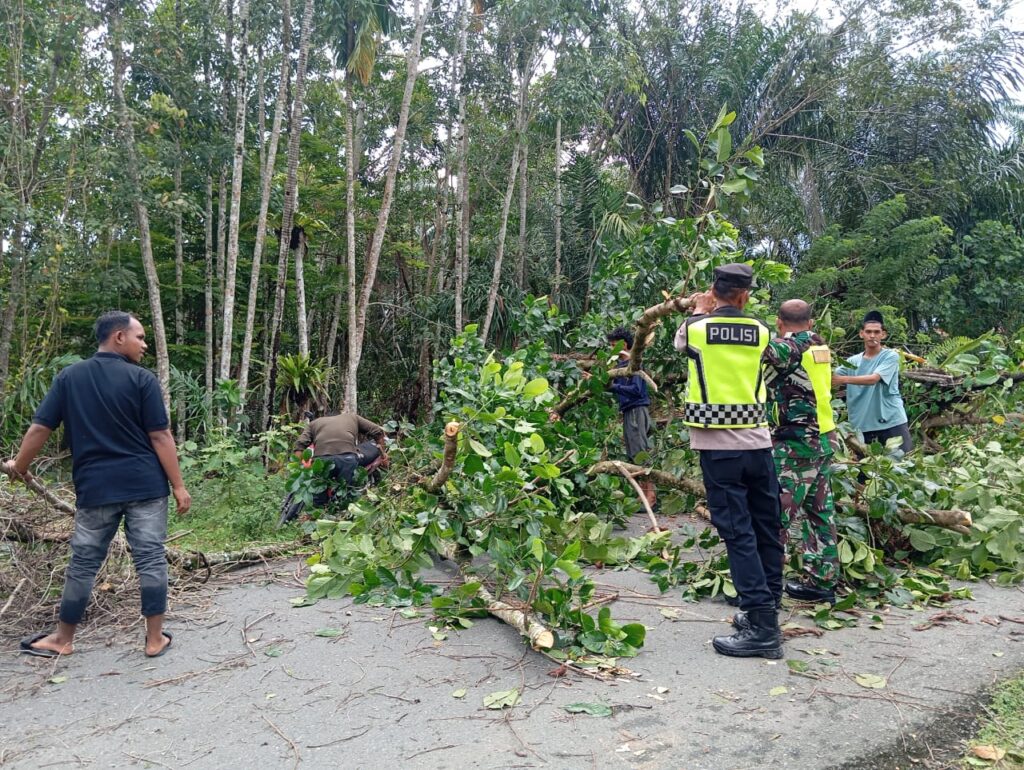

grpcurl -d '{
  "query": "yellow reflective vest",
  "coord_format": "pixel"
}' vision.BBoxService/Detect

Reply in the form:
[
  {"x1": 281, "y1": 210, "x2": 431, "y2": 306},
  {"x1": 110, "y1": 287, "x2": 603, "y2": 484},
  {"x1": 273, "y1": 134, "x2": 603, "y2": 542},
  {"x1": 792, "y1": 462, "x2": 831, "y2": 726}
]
[
  {"x1": 801, "y1": 344, "x2": 837, "y2": 435},
  {"x1": 683, "y1": 310, "x2": 770, "y2": 429}
]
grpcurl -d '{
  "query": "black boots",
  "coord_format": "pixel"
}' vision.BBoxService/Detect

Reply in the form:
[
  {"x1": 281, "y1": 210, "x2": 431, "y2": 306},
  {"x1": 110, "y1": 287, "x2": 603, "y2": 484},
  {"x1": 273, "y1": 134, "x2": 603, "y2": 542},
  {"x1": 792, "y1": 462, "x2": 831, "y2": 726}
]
[
  {"x1": 732, "y1": 597, "x2": 781, "y2": 631},
  {"x1": 784, "y1": 579, "x2": 836, "y2": 605},
  {"x1": 713, "y1": 609, "x2": 783, "y2": 659}
]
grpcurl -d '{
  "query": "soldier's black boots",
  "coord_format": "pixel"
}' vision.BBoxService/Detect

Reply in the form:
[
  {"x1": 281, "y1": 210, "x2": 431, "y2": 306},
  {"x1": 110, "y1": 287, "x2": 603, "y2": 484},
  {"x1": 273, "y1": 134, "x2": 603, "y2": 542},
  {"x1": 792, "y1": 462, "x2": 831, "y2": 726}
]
[
  {"x1": 713, "y1": 610, "x2": 784, "y2": 659},
  {"x1": 784, "y1": 579, "x2": 836, "y2": 605}
]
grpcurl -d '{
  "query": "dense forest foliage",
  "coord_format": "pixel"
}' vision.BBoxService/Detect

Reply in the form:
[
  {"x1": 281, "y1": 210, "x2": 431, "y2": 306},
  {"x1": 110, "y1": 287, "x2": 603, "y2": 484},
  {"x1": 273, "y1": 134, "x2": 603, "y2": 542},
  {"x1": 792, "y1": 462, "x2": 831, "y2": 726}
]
[
  {"x1": 3, "y1": 0, "x2": 1024, "y2": 655},
  {"x1": 2, "y1": 0, "x2": 1022, "y2": 437}
]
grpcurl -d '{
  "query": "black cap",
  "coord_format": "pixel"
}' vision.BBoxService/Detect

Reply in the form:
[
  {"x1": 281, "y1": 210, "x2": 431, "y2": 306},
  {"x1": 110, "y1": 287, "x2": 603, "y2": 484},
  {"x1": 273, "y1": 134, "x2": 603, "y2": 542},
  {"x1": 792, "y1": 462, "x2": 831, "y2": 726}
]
[
  {"x1": 713, "y1": 263, "x2": 754, "y2": 290},
  {"x1": 862, "y1": 310, "x2": 884, "y2": 327}
]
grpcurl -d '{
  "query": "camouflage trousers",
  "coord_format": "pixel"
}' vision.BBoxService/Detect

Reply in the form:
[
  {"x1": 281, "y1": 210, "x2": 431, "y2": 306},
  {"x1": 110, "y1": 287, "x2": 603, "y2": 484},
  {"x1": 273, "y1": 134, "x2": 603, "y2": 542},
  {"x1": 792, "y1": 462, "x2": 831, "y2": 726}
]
[{"x1": 773, "y1": 439, "x2": 839, "y2": 590}]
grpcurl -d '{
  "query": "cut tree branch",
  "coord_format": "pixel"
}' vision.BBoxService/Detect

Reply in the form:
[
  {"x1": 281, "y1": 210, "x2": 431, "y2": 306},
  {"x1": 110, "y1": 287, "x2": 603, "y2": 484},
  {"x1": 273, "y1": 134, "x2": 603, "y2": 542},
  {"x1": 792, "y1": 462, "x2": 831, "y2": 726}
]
[
  {"x1": 423, "y1": 422, "x2": 461, "y2": 493},
  {"x1": 474, "y1": 583, "x2": 555, "y2": 650}
]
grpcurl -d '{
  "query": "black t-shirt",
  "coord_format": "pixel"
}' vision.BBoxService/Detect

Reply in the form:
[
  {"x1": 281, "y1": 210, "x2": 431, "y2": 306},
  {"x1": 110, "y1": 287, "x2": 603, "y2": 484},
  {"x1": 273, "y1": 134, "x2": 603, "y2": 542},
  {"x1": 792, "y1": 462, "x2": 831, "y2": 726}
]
[{"x1": 33, "y1": 352, "x2": 170, "y2": 507}]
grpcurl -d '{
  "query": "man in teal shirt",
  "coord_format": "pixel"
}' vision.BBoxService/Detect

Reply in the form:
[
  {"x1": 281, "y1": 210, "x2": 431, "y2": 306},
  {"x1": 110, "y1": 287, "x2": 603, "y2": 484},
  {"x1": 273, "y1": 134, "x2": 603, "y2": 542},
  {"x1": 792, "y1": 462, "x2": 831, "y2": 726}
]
[{"x1": 832, "y1": 310, "x2": 913, "y2": 453}]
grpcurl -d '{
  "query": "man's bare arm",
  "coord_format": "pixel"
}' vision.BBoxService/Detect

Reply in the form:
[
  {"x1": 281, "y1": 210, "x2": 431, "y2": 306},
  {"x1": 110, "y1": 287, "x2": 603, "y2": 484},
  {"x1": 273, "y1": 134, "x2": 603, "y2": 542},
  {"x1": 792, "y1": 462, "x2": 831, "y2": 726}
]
[
  {"x1": 2, "y1": 423, "x2": 54, "y2": 481},
  {"x1": 148, "y1": 429, "x2": 192, "y2": 514},
  {"x1": 832, "y1": 373, "x2": 882, "y2": 387}
]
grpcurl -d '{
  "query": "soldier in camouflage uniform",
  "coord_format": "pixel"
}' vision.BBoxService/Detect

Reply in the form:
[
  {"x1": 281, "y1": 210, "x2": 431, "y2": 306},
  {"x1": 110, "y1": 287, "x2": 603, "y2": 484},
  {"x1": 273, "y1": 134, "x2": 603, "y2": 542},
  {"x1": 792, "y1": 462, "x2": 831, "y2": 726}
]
[{"x1": 761, "y1": 299, "x2": 839, "y2": 605}]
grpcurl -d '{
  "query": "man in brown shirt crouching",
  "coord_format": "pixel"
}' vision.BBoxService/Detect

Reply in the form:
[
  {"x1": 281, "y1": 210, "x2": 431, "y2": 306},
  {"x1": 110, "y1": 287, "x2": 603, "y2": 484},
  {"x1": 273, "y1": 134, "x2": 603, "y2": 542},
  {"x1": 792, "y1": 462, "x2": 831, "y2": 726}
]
[{"x1": 293, "y1": 412, "x2": 389, "y2": 488}]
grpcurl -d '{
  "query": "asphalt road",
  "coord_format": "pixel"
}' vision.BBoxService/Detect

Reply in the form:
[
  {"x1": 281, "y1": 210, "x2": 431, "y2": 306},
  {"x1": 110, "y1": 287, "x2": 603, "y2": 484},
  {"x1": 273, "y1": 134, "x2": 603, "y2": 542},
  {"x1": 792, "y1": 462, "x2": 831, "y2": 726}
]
[{"x1": 1, "y1": 559, "x2": 1022, "y2": 770}]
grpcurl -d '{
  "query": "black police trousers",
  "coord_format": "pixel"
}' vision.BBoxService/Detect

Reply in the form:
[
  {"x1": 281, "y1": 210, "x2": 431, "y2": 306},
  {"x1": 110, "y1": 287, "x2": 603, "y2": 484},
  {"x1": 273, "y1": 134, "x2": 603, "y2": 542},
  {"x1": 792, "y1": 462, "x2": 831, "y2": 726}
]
[{"x1": 699, "y1": 448, "x2": 784, "y2": 613}]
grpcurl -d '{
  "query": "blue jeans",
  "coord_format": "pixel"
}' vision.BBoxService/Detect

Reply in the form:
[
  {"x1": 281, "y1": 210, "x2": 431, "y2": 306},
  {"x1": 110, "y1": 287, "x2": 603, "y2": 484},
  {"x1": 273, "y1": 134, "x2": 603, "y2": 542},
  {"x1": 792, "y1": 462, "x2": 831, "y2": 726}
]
[{"x1": 60, "y1": 497, "x2": 169, "y2": 624}]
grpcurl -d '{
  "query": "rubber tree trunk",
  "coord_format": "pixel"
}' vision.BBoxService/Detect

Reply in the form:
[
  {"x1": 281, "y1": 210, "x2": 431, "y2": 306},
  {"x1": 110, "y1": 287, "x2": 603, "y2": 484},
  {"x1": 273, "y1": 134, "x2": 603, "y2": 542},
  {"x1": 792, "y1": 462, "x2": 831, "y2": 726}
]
[
  {"x1": 108, "y1": 6, "x2": 171, "y2": 412},
  {"x1": 294, "y1": 214, "x2": 309, "y2": 358},
  {"x1": 480, "y1": 58, "x2": 531, "y2": 343},
  {"x1": 343, "y1": 0, "x2": 434, "y2": 413},
  {"x1": 515, "y1": 139, "x2": 528, "y2": 290},
  {"x1": 238, "y1": 0, "x2": 290, "y2": 411},
  {"x1": 218, "y1": 0, "x2": 251, "y2": 384},
  {"x1": 452, "y1": 0, "x2": 469, "y2": 334},
  {"x1": 173, "y1": 140, "x2": 185, "y2": 440},
  {"x1": 261, "y1": 0, "x2": 315, "y2": 430},
  {"x1": 204, "y1": 175, "x2": 215, "y2": 411},
  {"x1": 553, "y1": 116, "x2": 562, "y2": 301}
]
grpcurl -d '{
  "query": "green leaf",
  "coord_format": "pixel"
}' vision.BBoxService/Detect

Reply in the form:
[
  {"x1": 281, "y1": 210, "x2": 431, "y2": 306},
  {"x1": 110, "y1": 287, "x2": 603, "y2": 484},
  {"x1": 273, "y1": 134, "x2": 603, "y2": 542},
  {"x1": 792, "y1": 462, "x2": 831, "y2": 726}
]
[
  {"x1": 621, "y1": 623, "x2": 646, "y2": 647},
  {"x1": 563, "y1": 702, "x2": 613, "y2": 717},
  {"x1": 522, "y1": 377, "x2": 549, "y2": 399},
  {"x1": 48, "y1": 675, "x2": 68, "y2": 684},
  {"x1": 468, "y1": 439, "x2": 492, "y2": 458},
  {"x1": 503, "y1": 442, "x2": 522, "y2": 468},
  {"x1": 769, "y1": 686, "x2": 788, "y2": 696},
  {"x1": 786, "y1": 659, "x2": 809, "y2": 673},
  {"x1": 743, "y1": 147, "x2": 765, "y2": 167},
  {"x1": 529, "y1": 433, "x2": 546, "y2": 454},
  {"x1": 452, "y1": 688, "x2": 467, "y2": 699},
  {"x1": 715, "y1": 127, "x2": 732, "y2": 162},
  {"x1": 264, "y1": 646, "x2": 283, "y2": 658},
  {"x1": 483, "y1": 688, "x2": 520, "y2": 709},
  {"x1": 720, "y1": 178, "x2": 748, "y2": 195},
  {"x1": 314, "y1": 627, "x2": 344, "y2": 637},
  {"x1": 908, "y1": 528, "x2": 938, "y2": 552},
  {"x1": 854, "y1": 673, "x2": 887, "y2": 689},
  {"x1": 290, "y1": 596, "x2": 317, "y2": 607},
  {"x1": 554, "y1": 559, "x2": 584, "y2": 580},
  {"x1": 531, "y1": 537, "x2": 545, "y2": 561}
]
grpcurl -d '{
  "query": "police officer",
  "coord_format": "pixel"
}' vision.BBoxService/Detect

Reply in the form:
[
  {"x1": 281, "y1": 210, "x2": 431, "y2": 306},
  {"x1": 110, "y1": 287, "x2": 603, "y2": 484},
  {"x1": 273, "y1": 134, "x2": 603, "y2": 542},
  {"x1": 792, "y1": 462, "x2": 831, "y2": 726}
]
[
  {"x1": 674, "y1": 263, "x2": 784, "y2": 659},
  {"x1": 761, "y1": 299, "x2": 839, "y2": 607}
]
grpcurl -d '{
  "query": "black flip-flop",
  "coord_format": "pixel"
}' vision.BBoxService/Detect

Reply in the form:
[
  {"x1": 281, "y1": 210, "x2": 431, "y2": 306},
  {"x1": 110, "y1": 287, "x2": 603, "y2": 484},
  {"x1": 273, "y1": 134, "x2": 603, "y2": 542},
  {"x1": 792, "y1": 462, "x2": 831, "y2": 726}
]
[
  {"x1": 20, "y1": 632, "x2": 60, "y2": 658},
  {"x1": 145, "y1": 631, "x2": 173, "y2": 658}
]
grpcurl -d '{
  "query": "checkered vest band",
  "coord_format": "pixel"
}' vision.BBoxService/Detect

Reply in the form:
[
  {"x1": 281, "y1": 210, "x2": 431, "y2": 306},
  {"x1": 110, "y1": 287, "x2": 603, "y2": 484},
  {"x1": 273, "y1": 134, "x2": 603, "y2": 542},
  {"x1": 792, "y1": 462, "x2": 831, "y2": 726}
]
[{"x1": 683, "y1": 402, "x2": 767, "y2": 426}]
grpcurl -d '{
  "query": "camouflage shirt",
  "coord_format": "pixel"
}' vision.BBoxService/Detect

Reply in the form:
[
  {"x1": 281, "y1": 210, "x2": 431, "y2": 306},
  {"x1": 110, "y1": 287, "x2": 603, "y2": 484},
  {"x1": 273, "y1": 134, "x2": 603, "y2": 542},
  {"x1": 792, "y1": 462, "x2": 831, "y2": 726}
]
[{"x1": 761, "y1": 330, "x2": 834, "y2": 454}]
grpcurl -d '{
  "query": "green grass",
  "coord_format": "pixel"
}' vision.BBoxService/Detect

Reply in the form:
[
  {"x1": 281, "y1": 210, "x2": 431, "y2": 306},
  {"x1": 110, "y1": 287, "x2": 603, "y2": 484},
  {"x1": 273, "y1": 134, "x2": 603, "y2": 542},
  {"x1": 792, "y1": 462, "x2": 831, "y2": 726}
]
[
  {"x1": 963, "y1": 673, "x2": 1024, "y2": 768},
  {"x1": 168, "y1": 468, "x2": 296, "y2": 552}
]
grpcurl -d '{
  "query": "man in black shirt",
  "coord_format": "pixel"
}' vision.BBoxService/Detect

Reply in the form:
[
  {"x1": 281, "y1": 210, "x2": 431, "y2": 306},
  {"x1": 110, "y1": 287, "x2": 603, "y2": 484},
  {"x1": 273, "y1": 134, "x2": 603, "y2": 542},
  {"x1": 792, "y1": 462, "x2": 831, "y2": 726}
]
[{"x1": 3, "y1": 311, "x2": 191, "y2": 658}]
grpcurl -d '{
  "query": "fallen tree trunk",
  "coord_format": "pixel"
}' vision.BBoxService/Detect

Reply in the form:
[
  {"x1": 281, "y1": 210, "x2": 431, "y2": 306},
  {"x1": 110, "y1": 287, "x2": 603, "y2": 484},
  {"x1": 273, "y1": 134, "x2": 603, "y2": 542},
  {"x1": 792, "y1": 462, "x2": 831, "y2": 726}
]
[
  {"x1": 474, "y1": 583, "x2": 555, "y2": 650},
  {"x1": 587, "y1": 461, "x2": 971, "y2": 534},
  {"x1": 166, "y1": 542, "x2": 310, "y2": 570},
  {"x1": 587, "y1": 461, "x2": 704, "y2": 497},
  {"x1": 919, "y1": 412, "x2": 1024, "y2": 430},
  {"x1": 549, "y1": 295, "x2": 694, "y2": 421},
  {"x1": 625, "y1": 295, "x2": 696, "y2": 374}
]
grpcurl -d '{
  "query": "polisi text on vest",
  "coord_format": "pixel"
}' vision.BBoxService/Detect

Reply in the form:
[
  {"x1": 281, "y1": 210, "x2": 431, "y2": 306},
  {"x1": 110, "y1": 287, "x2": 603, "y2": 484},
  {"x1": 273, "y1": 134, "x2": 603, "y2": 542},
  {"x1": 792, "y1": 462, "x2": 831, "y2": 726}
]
[{"x1": 707, "y1": 323, "x2": 760, "y2": 346}]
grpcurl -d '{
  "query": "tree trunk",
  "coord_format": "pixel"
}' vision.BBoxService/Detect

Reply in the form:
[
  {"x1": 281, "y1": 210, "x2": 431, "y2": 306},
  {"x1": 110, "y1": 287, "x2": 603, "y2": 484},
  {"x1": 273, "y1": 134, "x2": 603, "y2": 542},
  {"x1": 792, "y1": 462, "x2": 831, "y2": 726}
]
[
  {"x1": 343, "y1": 0, "x2": 434, "y2": 412},
  {"x1": 205, "y1": 175, "x2": 215, "y2": 408},
  {"x1": 108, "y1": 6, "x2": 171, "y2": 412},
  {"x1": 515, "y1": 138, "x2": 528, "y2": 290},
  {"x1": 553, "y1": 116, "x2": 562, "y2": 301},
  {"x1": 479, "y1": 142, "x2": 520, "y2": 343},
  {"x1": 215, "y1": 168, "x2": 228, "y2": 372},
  {"x1": 294, "y1": 219, "x2": 309, "y2": 357},
  {"x1": 452, "y1": 0, "x2": 469, "y2": 334},
  {"x1": 262, "y1": 0, "x2": 315, "y2": 429},
  {"x1": 0, "y1": 228, "x2": 26, "y2": 393},
  {"x1": 238, "y1": 0, "x2": 291, "y2": 410},
  {"x1": 340, "y1": 81, "x2": 358, "y2": 372},
  {"x1": 480, "y1": 61, "x2": 531, "y2": 343},
  {"x1": 218, "y1": 0, "x2": 251, "y2": 383},
  {"x1": 173, "y1": 139, "x2": 185, "y2": 441}
]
